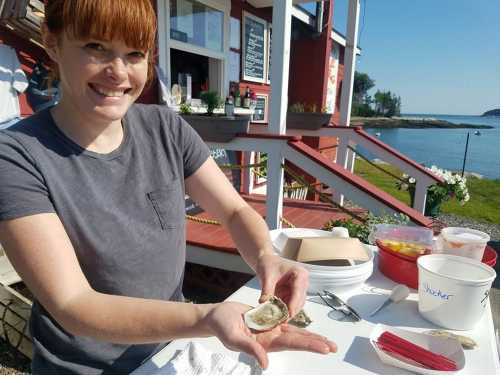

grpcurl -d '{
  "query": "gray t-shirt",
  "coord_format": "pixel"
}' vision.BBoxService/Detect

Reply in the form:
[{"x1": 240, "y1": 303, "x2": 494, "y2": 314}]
[{"x1": 0, "y1": 104, "x2": 210, "y2": 374}]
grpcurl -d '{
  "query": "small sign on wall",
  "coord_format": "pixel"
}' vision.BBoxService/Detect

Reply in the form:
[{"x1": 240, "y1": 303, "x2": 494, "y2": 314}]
[{"x1": 252, "y1": 94, "x2": 268, "y2": 123}]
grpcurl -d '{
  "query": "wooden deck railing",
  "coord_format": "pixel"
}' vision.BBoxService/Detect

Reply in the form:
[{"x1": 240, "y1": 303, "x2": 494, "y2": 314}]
[
  {"x1": 283, "y1": 126, "x2": 444, "y2": 214},
  {"x1": 207, "y1": 133, "x2": 433, "y2": 228}
]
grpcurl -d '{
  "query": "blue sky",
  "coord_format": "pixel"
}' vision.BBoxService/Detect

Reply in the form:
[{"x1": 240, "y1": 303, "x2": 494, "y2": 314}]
[{"x1": 305, "y1": 1, "x2": 500, "y2": 115}]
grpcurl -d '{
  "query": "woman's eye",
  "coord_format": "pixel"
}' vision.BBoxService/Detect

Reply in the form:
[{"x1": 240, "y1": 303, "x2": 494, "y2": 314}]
[
  {"x1": 129, "y1": 51, "x2": 146, "y2": 59},
  {"x1": 84, "y1": 43, "x2": 106, "y2": 52}
]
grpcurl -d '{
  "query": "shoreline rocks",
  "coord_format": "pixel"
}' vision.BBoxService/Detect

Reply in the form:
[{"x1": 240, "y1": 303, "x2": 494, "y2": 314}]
[{"x1": 351, "y1": 116, "x2": 493, "y2": 129}]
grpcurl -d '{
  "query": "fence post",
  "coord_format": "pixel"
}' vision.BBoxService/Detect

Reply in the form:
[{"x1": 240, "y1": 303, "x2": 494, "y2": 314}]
[{"x1": 413, "y1": 181, "x2": 428, "y2": 214}]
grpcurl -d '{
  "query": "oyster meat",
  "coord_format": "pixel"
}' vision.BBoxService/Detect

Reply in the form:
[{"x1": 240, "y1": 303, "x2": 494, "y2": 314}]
[{"x1": 244, "y1": 296, "x2": 289, "y2": 331}]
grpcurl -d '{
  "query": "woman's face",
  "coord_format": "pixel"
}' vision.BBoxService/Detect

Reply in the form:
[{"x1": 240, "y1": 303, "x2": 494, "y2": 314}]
[{"x1": 47, "y1": 32, "x2": 149, "y2": 124}]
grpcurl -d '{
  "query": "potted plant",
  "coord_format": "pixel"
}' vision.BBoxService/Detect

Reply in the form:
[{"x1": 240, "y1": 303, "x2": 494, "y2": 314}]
[
  {"x1": 180, "y1": 91, "x2": 250, "y2": 142},
  {"x1": 397, "y1": 166, "x2": 470, "y2": 217},
  {"x1": 286, "y1": 102, "x2": 332, "y2": 130},
  {"x1": 322, "y1": 212, "x2": 410, "y2": 244},
  {"x1": 200, "y1": 91, "x2": 222, "y2": 116}
]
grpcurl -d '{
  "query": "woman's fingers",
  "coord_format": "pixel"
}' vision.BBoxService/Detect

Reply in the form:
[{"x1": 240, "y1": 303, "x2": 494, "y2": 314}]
[
  {"x1": 281, "y1": 325, "x2": 337, "y2": 351},
  {"x1": 258, "y1": 324, "x2": 337, "y2": 354},
  {"x1": 279, "y1": 268, "x2": 308, "y2": 317},
  {"x1": 231, "y1": 334, "x2": 269, "y2": 370}
]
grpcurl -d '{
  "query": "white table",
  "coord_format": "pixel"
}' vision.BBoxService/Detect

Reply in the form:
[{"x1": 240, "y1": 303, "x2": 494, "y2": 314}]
[{"x1": 133, "y1": 253, "x2": 500, "y2": 374}]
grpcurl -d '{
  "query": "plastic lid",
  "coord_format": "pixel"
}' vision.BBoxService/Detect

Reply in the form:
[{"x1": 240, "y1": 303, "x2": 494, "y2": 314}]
[
  {"x1": 441, "y1": 227, "x2": 490, "y2": 244},
  {"x1": 369, "y1": 224, "x2": 433, "y2": 246}
]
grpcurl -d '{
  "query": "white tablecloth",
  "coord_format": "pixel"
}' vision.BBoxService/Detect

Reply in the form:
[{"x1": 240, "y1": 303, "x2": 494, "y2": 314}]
[{"x1": 132, "y1": 251, "x2": 500, "y2": 375}]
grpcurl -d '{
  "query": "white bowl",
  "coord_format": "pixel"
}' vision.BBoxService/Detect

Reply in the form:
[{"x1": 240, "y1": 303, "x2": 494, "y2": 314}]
[{"x1": 270, "y1": 228, "x2": 374, "y2": 294}]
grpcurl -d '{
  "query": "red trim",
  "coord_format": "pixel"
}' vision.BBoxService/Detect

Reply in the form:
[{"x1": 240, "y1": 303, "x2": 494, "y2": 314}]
[
  {"x1": 186, "y1": 194, "x2": 366, "y2": 254},
  {"x1": 286, "y1": 140, "x2": 434, "y2": 227}
]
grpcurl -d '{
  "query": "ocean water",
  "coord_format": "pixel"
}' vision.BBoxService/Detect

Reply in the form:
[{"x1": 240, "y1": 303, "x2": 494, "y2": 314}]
[{"x1": 359, "y1": 114, "x2": 500, "y2": 179}]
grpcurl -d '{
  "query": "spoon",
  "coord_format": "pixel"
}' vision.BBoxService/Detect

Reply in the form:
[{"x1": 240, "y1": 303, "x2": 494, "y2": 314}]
[{"x1": 369, "y1": 284, "x2": 410, "y2": 317}]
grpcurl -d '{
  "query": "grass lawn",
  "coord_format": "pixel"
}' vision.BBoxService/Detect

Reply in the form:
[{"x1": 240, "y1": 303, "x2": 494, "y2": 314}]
[{"x1": 354, "y1": 158, "x2": 500, "y2": 225}]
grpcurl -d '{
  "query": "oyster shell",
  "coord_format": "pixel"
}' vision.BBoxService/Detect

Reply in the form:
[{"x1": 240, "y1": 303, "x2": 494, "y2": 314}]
[
  {"x1": 244, "y1": 296, "x2": 289, "y2": 331},
  {"x1": 289, "y1": 309, "x2": 312, "y2": 328},
  {"x1": 424, "y1": 330, "x2": 477, "y2": 350}
]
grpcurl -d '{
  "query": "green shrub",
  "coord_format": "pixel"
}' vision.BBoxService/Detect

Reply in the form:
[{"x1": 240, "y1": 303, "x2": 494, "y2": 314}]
[
  {"x1": 200, "y1": 91, "x2": 223, "y2": 115},
  {"x1": 179, "y1": 103, "x2": 192, "y2": 115}
]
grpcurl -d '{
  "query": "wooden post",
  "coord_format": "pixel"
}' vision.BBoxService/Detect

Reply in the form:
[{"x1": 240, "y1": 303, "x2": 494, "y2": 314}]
[
  {"x1": 332, "y1": 135, "x2": 348, "y2": 205},
  {"x1": 413, "y1": 181, "x2": 428, "y2": 214},
  {"x1": 266, "y1": 0, "x2": 292, "y2": 229},
  {"x1": 334, "y1": 0, "x2": 360, "y2": 206}
]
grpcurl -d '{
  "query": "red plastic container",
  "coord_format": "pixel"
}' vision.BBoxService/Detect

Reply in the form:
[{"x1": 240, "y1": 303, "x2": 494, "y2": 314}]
[
  {"x1": 483, "y1": 246, "x2": 498, "y2": 267},
  {"x1": 377, "y1": 244, "x2": 497, "y2": 290},
  {"x1": 377, "y1": 241, "x2": 420, "y2": 289}
]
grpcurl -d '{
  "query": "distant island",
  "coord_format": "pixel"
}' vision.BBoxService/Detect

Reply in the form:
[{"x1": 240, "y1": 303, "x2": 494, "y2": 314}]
[
  {"x1": 351, "y1": 116, "x2": 493, "y2": 129},
  {"x1": 482, "y1": 108, "x2": 500, "y2": 117}
]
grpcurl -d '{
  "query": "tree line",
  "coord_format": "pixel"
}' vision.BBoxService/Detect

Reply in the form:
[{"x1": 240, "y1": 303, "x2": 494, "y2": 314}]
[{"x1": 352, "y1": 71, "x2": 401, "y2": 117}]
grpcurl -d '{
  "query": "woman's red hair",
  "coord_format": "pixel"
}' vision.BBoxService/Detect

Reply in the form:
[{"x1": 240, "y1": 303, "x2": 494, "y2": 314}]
[{"x1": 44, "y1": 0, "x2": 157, "y2": 81}]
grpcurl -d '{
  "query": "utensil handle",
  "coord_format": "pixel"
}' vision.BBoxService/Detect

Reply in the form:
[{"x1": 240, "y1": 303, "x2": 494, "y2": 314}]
[{"x1": 369, "y1": 299, "x2": 392, "y2": 317}]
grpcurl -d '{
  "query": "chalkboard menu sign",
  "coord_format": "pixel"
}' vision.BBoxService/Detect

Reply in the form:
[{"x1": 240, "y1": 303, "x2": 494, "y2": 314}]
[
  {"x1": 252, "y1": 94, "x2": 268, "y2": 123},
  {"x1": 243, "y1": 12, "x2": 267, "y2": 83}
]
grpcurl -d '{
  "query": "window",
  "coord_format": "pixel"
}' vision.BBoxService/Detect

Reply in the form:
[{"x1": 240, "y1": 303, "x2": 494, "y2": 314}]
[
  {"x1": 170, "y1": 0, "x2": 224, "y2": 53},
  {"x1": 170, "y1": 49, "x2": 209, "y2": 99}
]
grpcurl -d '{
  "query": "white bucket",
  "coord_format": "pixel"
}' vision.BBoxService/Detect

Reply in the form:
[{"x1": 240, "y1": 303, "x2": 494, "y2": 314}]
[
  {"x1": 435, "y1": 227, "x2": 490, "y2": 261},
  {"x1": 417, "y1": 254, "x2": 496, "y2": 330}
]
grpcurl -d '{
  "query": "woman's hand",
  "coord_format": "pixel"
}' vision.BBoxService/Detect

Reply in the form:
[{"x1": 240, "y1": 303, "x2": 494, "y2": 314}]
[
  {"x1": 203, "y1": 302, "x2": 336, "y2": 370},
  {"x1": 255, "y1": 253, "x2": 309, "y2": 317}
]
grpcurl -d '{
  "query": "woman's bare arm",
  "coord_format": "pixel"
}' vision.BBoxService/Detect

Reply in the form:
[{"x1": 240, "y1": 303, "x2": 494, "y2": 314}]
[
  {"x1": 185, "y1": 157, "x2": 274, "y2": 270},
  {"x1": 0, "y1": 213, "x2": 214, "y2": 344},
  {"x1": 185, "y1": 158, "x2": 309, "y2": 315}
]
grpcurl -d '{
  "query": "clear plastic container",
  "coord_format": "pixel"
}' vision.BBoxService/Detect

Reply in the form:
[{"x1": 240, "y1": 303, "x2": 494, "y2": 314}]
[
  {"x1": 370, "y1": 224, "x2": 433, "y2": 245},
  {"x1": 434, "y1": 227, "x2": 490, "y2": 261},
  {"x1": 370, "y1": 224, "x2": 433, "y2": 251}
]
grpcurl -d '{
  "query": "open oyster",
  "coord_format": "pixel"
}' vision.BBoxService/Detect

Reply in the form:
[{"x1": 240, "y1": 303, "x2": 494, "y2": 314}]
[{"x1": 244, "y1": 296, "x2": 289, "y2": 331}]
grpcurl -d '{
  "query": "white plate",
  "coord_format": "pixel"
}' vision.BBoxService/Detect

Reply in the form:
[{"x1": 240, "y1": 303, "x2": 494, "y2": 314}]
[{"x1": 369, "y1": 324, "x2": 466, "y2": 374}]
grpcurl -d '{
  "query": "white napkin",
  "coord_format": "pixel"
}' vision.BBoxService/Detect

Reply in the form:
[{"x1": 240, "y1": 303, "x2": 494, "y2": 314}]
[{"x1": 160, "y1": 342, "x2": 258, "y2": 375}]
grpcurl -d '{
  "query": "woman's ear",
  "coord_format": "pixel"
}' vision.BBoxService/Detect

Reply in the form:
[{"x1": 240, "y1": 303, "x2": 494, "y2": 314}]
[{"x1": 42, "y1": 24, "x2": 60, "y2": 63}]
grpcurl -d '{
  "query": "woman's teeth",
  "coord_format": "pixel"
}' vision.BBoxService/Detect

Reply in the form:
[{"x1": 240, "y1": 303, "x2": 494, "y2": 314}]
[{"x1": 91, "y1": 84, "x2": 126, "y2": 97}]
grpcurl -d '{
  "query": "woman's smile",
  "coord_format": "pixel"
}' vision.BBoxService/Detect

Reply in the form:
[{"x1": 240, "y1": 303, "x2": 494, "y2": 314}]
[{"x1": 89, "y1": 83, "x2": 131, "y2": 98}]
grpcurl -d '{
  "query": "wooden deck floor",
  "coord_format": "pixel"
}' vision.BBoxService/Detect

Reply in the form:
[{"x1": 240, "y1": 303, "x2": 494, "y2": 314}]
[{"x1": 186, "y1": 194, "x2": 365, "y2": 254}]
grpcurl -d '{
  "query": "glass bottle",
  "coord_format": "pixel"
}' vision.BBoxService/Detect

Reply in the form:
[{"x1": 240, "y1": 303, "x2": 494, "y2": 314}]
[
  {"x1": 225, "y1": 95, "x2": 234, "y2": 117},
  {"x1": 243, "y1": 86, "x2": 251, "y2": 108},
  {"x1": 234, "y1": 88, "x2": 241, "y2": 107}
]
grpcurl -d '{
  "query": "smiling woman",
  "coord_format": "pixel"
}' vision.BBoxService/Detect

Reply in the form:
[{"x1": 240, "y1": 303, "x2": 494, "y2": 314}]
[{"x1": 0, "y1": 1, "x2": 335, "y2": 374}]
